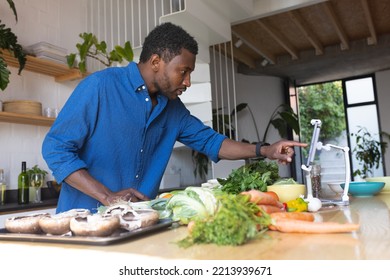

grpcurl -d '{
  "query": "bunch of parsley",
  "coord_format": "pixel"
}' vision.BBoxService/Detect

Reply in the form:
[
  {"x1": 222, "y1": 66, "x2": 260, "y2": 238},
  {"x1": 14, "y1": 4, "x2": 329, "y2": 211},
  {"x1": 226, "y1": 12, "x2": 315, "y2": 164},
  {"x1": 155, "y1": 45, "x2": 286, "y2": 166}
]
[
  {"x1": 178, "y1": 191, "x2": 271, "y2": 247},
  {"x1": 217, "y1": 160, "x2": 280, "y2": 194}
]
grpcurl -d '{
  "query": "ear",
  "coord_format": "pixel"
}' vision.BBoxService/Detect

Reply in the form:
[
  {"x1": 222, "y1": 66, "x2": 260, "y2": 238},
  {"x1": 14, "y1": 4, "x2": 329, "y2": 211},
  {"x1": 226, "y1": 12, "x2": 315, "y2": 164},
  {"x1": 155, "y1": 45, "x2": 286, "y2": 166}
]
[{"x1": 150, "y1": 54, "x2": 161, "y2": 71}]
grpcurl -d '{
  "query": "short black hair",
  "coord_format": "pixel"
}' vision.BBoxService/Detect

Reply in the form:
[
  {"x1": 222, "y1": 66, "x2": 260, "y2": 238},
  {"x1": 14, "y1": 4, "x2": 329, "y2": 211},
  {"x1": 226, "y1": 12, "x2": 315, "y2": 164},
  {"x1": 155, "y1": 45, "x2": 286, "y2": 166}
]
[{"x1": 139, "y1": 22, "x2": 198, "y2": 63}]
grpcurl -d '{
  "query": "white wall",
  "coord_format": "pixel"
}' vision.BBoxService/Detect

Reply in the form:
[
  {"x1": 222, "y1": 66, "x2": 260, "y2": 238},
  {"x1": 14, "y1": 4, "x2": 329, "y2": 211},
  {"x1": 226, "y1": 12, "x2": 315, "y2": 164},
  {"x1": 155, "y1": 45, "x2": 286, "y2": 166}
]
[
  {"x1": 0, "y1": 0, "x2": 86, "y2": 189},
  {"x1": 235, "y1": 73, "x2": 285, "y2": 144},
  {"x1": 234, "y1": 73, "x2": 292, "y2": 178}
]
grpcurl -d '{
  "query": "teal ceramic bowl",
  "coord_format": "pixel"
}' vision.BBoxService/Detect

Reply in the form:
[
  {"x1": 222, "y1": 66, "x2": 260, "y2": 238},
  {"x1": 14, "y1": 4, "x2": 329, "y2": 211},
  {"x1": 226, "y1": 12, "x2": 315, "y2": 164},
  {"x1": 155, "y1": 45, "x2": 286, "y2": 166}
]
[{"x1": 341, "y1": 181, "x2": 385, "y2": 197}]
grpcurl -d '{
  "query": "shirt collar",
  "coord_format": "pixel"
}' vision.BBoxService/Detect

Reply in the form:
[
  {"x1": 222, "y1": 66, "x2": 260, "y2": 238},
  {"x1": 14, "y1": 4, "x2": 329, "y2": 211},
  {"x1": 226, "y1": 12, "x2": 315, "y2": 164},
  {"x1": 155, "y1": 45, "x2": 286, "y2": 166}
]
[{"x1": 127, "y1": 62, "x2": 146, "y2": 92}]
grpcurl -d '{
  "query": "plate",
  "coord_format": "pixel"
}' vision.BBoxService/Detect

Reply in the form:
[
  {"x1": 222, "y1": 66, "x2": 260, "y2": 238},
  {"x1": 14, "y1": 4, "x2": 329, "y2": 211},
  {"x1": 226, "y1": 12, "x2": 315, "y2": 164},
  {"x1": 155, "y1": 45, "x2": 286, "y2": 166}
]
[{"x1": 0, "y1": 219, "x2": 173, "y2": 246}]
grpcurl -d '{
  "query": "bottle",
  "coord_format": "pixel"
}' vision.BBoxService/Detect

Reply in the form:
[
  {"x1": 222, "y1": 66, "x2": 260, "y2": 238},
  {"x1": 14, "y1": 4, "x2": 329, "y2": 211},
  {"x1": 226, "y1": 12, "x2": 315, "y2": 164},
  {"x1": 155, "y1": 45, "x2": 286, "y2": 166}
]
[
  {"x1": 0, "y1": 169, "x2": 6, "y2": 205},
  {"x1": 18, "y1": 161, "x2": 29, "y2": 204}
]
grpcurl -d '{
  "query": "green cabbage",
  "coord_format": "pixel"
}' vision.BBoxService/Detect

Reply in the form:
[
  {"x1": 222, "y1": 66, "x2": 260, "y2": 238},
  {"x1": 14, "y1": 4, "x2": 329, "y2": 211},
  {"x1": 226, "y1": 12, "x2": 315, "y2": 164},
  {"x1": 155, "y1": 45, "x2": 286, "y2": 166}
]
[{"x1": 165, "y1": 187, "x2": 218, "y2": 224}]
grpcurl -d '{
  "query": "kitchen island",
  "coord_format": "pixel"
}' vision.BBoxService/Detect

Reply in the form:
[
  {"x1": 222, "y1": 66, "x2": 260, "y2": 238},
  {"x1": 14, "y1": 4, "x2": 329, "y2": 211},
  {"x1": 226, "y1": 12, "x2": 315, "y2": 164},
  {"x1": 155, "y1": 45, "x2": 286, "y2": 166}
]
[{"x1": 1, "y1": 192, "x2": 390, "y2": 279}]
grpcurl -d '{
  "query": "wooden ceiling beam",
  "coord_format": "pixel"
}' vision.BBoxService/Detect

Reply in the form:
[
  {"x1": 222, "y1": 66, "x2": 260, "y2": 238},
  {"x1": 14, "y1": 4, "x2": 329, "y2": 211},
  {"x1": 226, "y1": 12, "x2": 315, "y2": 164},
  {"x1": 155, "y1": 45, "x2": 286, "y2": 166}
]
[
  {"x1": 256, "y1": 18, "x2": 299, "y2": 60},
  {"x1": 217, "y1": 42, "x2": 256, "y2": 69},
  {"x1": 321, "y1": 1, "x2": 350, "y2": 50},
  {"x1": 288, "y1": 10, "x2": 324, "y2": 55},
  {"x1": 360, "y1": 0, "x2": 377, "y2": 45},
  {"x1": 216, "y1": 43, "x2": 255, "y2": 70},
  {"x1": 231, "y1": 29, "x2": 276, "y2": 64}
]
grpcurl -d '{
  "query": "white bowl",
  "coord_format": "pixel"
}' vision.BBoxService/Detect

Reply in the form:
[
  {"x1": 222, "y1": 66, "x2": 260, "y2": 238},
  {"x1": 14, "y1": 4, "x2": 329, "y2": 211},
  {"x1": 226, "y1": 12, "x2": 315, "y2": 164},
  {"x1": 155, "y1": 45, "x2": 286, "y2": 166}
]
[{"x1": 328, "y1": 182, "x2": 344, "y2": 194}]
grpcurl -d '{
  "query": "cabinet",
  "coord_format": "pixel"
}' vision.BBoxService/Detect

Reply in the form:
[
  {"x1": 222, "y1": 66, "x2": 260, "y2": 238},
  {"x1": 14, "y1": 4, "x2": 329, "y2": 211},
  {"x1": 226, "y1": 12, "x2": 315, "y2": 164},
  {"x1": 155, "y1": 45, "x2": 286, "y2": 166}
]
[{"x1": 0, "y1": 50, "x2": 85, "y2": 127}]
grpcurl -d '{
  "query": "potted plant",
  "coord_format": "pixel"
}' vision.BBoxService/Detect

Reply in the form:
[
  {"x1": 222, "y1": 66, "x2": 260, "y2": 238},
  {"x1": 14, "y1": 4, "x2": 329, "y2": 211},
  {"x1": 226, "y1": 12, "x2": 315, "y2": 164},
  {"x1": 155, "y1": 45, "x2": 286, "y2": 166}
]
[
  {"x1": 26, "y1": 164, "x2": 48, "y2": 179},
  {"x1": 351, "y1": 126, "x2": 387, "y2": 179},
  {"x1": 0, "y1": 0, "x2": 26, "y2": 91},
  {"x1": 67, "y1": 32, "x2": 134, "y2": 73}
]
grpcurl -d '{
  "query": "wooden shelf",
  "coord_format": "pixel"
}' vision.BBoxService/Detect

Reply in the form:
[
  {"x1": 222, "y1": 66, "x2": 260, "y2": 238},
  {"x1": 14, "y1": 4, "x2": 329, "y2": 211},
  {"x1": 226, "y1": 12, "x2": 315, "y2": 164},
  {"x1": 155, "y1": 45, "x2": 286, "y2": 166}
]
[
  {"x1": 1, "y1": 50, "x2": 86, "y2": 82},
  {"x1": 0, "y1": 49, "x2": 87, "y2": 127},
  {"x1": 0, "y1": 111, "x2": 54, "y2": 127}
]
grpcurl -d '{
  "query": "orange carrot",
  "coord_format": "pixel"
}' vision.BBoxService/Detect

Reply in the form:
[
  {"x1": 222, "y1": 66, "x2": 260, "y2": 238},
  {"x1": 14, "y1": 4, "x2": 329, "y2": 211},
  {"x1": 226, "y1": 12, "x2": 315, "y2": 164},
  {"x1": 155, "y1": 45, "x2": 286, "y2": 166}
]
[
  {"x1": 187, "y1": 220, "x2": 195, "y2": 233},
  {"x1": 265, "y1": 191, "x2": 279, "y2": 201},
  {"x1": 269, "y1": 219, "x2": 359, "y2": 233},
  {"x1": 257, "y1": 204, "x2": 285, "y2": 214},
  {"x1": 241, "y1": 189, "x2": 283, "y2": 208},
  {"x1": 270, "y1": 212, "x2": 315, "y2": 222}
]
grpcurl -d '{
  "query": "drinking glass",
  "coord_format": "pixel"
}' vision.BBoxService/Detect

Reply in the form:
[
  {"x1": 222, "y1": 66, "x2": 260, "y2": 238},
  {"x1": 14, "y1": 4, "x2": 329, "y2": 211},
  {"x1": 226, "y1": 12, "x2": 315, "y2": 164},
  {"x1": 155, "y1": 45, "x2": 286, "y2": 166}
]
[{"x1": 30, "y1": 173, "x2": 44, "y2": 203}]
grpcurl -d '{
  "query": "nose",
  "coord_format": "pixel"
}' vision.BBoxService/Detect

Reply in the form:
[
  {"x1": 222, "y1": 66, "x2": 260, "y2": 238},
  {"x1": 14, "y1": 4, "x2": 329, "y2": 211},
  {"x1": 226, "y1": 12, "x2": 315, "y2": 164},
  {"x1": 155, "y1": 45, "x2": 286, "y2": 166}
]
[{"x1": 183, "y1": 73, "x2": 191, "y2": 88}]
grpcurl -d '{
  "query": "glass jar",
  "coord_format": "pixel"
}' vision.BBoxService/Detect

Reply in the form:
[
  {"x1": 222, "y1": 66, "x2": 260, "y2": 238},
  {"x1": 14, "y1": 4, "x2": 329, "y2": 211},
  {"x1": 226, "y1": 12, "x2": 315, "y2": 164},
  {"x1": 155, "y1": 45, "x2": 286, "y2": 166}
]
[{"x1": 311, "y1": 164, "x2": 322, "y2": 198}]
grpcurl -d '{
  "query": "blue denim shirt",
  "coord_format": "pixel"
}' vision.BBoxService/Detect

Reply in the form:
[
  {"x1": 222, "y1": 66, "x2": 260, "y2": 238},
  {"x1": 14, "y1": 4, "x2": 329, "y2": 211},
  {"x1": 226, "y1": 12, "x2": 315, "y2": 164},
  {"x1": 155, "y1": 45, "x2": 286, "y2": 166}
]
[{"x1": 42, "y1": 62, "x2": 226, "y2": 213}]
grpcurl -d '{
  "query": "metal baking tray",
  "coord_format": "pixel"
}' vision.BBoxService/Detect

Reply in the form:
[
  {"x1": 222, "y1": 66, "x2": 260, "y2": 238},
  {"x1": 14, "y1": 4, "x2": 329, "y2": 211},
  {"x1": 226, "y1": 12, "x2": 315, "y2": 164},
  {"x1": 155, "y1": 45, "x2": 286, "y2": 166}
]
[{"x1": 0, "y1": 219, "x2": 173, "y2": 246}]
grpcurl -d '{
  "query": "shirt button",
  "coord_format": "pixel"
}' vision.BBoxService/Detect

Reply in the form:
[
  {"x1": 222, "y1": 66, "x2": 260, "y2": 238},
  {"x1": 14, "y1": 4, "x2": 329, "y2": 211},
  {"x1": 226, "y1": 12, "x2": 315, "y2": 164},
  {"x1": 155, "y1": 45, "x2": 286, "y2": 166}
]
[
  {"x1": 142, "y1": 86, "x2": 146, "y2": 90},
  {"x1": 145, "y1": 98, "x2": 149, "y2": 102},
  {"x1": 140, "y1": 149, "x2": 143, "y2": 153},
  {"x1": 135, "y1": 174, "x2": 139, "y2": 178}
]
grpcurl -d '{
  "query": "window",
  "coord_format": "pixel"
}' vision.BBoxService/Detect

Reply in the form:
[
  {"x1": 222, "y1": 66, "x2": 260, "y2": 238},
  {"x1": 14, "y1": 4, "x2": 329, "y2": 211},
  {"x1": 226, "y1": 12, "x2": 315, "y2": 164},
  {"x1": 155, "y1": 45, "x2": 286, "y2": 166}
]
[
  {"x1": 294, "y1": 75, "x2": 384, "y2": 193},
  {"x1": 344, "y1": 76, "x2": 384, "y2": 179}
]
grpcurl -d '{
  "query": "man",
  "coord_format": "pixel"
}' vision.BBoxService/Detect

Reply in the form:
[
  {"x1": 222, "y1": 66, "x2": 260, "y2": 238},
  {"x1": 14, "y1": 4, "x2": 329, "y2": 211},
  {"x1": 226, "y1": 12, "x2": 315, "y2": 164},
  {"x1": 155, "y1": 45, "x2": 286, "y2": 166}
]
[{"x1": 42, "y1": 22, "x2": 306, "y2": 213}]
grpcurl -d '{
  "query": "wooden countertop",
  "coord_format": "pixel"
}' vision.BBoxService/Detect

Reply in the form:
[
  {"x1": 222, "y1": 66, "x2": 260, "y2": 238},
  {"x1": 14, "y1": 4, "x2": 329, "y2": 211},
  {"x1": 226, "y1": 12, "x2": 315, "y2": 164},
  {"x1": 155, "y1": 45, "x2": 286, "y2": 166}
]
[{"x1": 2, "y1": 192, "x2": 390, "y2": 260}]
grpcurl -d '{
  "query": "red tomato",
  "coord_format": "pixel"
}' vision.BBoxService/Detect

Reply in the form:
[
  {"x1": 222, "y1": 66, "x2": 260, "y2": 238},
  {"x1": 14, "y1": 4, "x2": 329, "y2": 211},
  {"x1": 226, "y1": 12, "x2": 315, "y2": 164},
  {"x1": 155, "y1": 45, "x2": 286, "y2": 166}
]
[{"x1": 265, "y1": 191, "x2": 280, "y2": 202}]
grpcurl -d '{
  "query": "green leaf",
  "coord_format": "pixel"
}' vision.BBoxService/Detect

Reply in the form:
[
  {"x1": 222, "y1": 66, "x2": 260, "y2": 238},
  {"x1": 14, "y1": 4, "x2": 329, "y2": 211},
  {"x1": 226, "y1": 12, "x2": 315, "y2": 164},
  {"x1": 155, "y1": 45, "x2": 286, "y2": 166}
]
[
  {"x1": 271, "y1": 118, "x2": 287, "y2": 138},
  {"x1": 78, "y1": 43, "x2": 89, "y2": 60},
  {"x1": 0, "y1": 19, "x2": 26, "y2": 90},
  {"x1": 7, "y1": 0, "x2": 18, "y2": 22},
  {"x1": 279, "y1": 111, "x2": 299, "y2": 134},
  {"x1": 26, "y1": 165, "x2": 48, "y2": 176},
  {"x1": 100, "y1": 41, "x2": 107, "y2": 51},
  {"x1": 66, "y1": 53, "x2": 76, "y2": 68},
  {"x1": 231, "y1": 103, "x2": 247, "y2": 116},
  {"x1": 79, "y1": 61, "x2": 87, "y2": 73},
  {"x1": 0, "y1": 58, "x2": 11, "y2": 91},
  {"x1": 123, "y1": 41, "x2": 134, "y2": 61}
]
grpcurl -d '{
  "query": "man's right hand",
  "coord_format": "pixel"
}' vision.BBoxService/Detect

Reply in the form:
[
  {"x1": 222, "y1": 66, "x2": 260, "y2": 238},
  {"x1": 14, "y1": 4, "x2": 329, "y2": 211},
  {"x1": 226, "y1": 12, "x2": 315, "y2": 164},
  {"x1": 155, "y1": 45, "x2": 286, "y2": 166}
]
[{"x1": 105, "y1": 188, "x2": 150, "y2": 205}]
